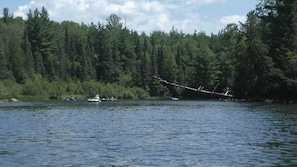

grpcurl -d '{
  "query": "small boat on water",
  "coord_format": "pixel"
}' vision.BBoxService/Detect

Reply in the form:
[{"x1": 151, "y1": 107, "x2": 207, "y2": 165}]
[
  {"x1": 170, "y1": 97, "x2": 179, "y2": 100},
  {"x1": 87, "y1": 94, "x2": 101, "y2": 102},
  {"x1": 101, "y1": 96, "x2": 117, "y2": 101},
  {"x1": 66, "y1": 96, "x2": 76, "y2": 102}
]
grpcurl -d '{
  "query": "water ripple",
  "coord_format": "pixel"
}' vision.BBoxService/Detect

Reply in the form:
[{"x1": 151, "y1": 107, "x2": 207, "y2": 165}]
[{"x1": 1, "y1": 100, "x2": 297, "y2": 166}]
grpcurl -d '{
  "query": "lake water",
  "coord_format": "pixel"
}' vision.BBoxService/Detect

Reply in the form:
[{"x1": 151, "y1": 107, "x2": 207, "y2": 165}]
[{"x1": 0, "y1": 100, "x2": 297, "y2": 166}]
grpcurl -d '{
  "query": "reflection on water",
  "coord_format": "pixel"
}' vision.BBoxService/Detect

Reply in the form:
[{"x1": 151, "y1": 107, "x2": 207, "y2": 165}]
[{"x1": 0, "y1": 100, "x2": 297, "y2": 166}]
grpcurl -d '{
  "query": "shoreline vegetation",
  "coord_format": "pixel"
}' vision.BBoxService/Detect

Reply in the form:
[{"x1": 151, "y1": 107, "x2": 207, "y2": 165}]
[
  {"x1": 1, "y1": 97, "x2": 296, "y2": 104},
  {"x1": 0, "y1": 78, "x2": 295, "y2": 104},
  {"x1": 1, "y1": 1, "x2": 297, "y2": 103},
  {"x1": 0, "y1": 78, "x2": 151, "y2": 102}
]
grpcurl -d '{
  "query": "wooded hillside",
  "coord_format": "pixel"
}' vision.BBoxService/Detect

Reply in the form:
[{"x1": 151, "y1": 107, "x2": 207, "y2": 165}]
[{"x1": 0, "y1": 0, "x2": 297, "y2": 101}]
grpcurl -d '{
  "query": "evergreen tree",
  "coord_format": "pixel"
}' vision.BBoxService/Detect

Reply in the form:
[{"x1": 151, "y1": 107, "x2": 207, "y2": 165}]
[
  {"x1": 1, "y1": 8, "x2": 13, "y2": 24},
  {"x1": 213, "y1": 24, "x2": 239, "y2": 92},
  {"x1": 100, "y1": 14, "x2": 123, "y2": 82},
  {"x1": 0, "y1": 49, "x2": 7, "y2": 80},
  {"x1": 22, "y1": 27, "x2": 34, "y2": 78},
  {"x1": 119, "y1": 28, "x2": 136, "y2": 73},
  {"x1": 26, "y1": 7, "x2": 57, "y2": 78},
  {"x1": 0, "y1": 15, "x2": 25, "y2": 82},
  {"x1": 245, "y1": 11, "x2": 272, "y2": 98},
  {"x1": 233, "y1": 37, "x2": 249, "y2": 98},
  {"x1": 257, "y1": 0, "x2": 297, "y2": 99}
]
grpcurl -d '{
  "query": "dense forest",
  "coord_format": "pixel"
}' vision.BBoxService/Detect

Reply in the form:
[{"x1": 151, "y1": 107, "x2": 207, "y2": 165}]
[{"x1": 0, "y1": 0, "x2": 297, "y2": 102}]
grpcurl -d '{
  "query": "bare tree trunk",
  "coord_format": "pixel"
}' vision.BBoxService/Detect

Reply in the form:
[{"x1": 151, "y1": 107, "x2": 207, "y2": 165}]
[{"x1": 154, "y1": 76, "x2": 233, "y2": 98}]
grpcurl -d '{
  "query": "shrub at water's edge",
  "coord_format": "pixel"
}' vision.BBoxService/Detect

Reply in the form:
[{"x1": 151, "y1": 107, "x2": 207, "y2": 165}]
[{"x1": 0, "y1": 79, "x2": 151, "y2": 101}]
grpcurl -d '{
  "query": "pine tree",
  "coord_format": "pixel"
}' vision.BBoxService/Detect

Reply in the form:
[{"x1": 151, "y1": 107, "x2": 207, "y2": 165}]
[
  {"x1": 22, "y1": 27, "x2": 34, "y2": 78},
  {"x1": 0, "y1": 49, "x2": 7, "y2": 80}
]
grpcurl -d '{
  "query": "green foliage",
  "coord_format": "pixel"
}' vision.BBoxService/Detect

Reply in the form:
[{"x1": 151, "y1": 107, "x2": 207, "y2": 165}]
[
  {"x1": 26, "y1": 7, "x2": 57, "y2": 78},
  {"x1": 0, "y1": 49, "x2": 7, "y2": 80},
  {"x1": 47, "y1": 81, "x2": 67, "y2": 99},
  {"x1": 23, "y1": 74, "x2": 47, "y2": 96},
  {"x1": 1, "y1": 4, "x2": 297, "y2": 101},
  {"x1": 81, "y1": 80, "x2": 103, "y2": 97},
  {"x1": 118, "y1": 72, "x2": 133, "y2": 87},
  {"x1": 66, "y1": 81, "x2": 84, "y2": 95},
  {"x1": 232, "y1": 37, "x2": 249, "y2": 98},
  {"x1": 255, "y1": 0, "x2": 297, "y2": 99},
  {"x1": 121, "y1": 89, "x2": 136, "y2": 99},
  {"x1": 0, "y1": 80, "x2": 22, "y2": 99},
  {"x1": 0, "y1": 81, "x2": 8, "y2": 98},
  {"x1": 0, "y1": 17, "x2": 25, "y2": 83},
  {"x1": 131, "y1": 87, "x2": 150, "y2": 99}
]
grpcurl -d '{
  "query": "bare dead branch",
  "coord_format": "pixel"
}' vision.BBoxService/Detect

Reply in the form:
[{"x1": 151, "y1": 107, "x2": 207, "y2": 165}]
[{"x1": 154, "y1": 76, "x2": 233, "y2": 98}]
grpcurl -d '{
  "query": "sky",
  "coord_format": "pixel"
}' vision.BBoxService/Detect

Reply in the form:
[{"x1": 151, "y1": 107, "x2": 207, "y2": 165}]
[{"x1": 1, "y1": 0, "x2": 258, "y2": 35}]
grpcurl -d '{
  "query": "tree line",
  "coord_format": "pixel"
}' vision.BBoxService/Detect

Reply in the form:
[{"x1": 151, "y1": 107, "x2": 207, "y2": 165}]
[{"x1": 0, "y1": 0, "x2": 297, "y2": 102}]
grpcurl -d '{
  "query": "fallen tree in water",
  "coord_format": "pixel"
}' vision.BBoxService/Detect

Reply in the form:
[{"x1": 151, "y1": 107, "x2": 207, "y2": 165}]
[{"x1": 154, "y1": 76, "x2": 233, "y2": 99}]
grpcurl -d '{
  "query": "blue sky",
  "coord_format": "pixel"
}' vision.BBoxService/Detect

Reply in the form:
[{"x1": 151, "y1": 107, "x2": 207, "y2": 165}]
[{"x1": 1, "y1": 0, "x2": 258, "y2": 35}]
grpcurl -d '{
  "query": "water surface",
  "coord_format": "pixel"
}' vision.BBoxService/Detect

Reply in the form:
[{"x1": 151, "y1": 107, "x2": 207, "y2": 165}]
[{"x1": 0, "y1": 100, "x2": 297, "y2": 166}]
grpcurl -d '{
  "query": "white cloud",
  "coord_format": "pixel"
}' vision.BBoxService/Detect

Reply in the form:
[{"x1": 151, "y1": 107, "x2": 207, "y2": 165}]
[
  {"x1": 219, "y1": 15, "x2": 246, "y2": 25},
  {"x1": 185, "y1": 0, "x2": 226, "y2": 5},
  {"x1": 13, "y1": 0, "x2": 248, "y2": 35},
  {"x1": 204, "y1": 15, "x2": 246, "y2": 34}
]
